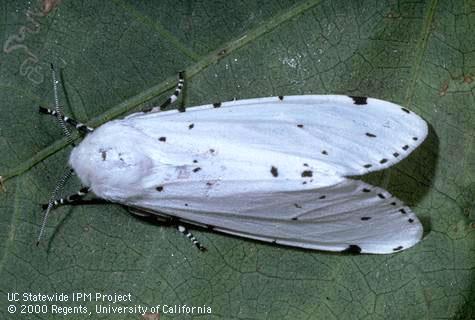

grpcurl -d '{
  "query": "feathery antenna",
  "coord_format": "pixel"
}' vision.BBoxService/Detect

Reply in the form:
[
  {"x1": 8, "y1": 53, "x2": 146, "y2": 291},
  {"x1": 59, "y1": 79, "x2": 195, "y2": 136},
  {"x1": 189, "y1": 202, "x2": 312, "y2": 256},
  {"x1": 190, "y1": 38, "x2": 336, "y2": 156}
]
[
  {"x1": 50, "y1": 63, "x2": 73, "y2": 144},
  {"x1": 37, "y1": 168, "x2": 73, "y2": 245}
]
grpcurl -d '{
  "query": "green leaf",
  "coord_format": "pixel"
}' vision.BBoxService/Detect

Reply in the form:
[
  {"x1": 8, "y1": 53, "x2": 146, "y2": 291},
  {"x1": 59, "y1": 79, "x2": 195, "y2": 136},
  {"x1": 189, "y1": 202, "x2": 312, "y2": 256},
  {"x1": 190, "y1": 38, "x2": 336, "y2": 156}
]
[{"x1": 1, "y1": 1, "x2": 474, "y2": 319}]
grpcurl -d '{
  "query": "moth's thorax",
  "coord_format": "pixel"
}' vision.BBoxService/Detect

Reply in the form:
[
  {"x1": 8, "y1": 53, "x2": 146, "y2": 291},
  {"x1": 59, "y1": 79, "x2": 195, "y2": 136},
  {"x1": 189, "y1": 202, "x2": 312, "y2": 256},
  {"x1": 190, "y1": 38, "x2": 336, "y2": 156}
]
[{"x1": 69, "y1": 121, "x2": 155, "y2": 201}]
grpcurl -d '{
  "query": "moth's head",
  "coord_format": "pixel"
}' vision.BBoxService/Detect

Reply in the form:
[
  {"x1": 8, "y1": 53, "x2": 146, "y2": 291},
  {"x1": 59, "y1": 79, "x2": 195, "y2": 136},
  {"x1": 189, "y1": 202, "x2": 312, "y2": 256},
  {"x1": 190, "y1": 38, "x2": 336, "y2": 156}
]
[{"x1": 68, "y1": 122, "x2": 154, "y2": 200}]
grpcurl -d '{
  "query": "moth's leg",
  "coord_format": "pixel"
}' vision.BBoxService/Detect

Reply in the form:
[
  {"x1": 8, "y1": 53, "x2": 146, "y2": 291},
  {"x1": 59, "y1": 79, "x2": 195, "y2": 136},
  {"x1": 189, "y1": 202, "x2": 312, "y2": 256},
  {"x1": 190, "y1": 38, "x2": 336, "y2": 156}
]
[
  {"x1": 127, "y1": 205, "x2": 206, "y2": 251},
  {"x1": 50, "y1": 198, "x2": 111, "y2": 207},
  {"x1": 41, "y1": 186, "x2": 93, "y2": 210},
  {"x1": 163, "y1": 217, "x2": 207, "y2": 251},
  {"x1": 177, "y1": 225, "x2": 207, "y2": 251},
  {"x1": 159, "y1": 71, "x2": 185, "y2": 110},
  {"x1": 144, "y1": 71, "x2": 185, "y2": 113},
  {"x1": 39, "y1": 106, "x2": 94, "y2": 134}
]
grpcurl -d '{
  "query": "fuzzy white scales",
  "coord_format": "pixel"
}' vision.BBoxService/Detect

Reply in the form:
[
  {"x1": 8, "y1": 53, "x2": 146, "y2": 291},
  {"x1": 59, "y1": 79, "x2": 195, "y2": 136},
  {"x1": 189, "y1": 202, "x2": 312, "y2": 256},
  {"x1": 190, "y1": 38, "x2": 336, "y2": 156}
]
[{"x1": 67, "y1": 95, "x2": 427, "y2": 254}]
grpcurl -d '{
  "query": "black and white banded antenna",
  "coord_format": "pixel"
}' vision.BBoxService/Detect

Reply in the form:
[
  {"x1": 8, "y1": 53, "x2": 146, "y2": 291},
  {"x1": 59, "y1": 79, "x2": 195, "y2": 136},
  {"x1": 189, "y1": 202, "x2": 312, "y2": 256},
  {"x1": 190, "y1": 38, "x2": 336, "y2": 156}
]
[
  {"x1": 37, "y1": 168, "x2": 73, "y2": 245},
  {"x1": 50, "y1": 63, "x2": 74, "y2": 145},
  {"x1": 37, "y1": 64, "x2": 74, "y2": 245}
]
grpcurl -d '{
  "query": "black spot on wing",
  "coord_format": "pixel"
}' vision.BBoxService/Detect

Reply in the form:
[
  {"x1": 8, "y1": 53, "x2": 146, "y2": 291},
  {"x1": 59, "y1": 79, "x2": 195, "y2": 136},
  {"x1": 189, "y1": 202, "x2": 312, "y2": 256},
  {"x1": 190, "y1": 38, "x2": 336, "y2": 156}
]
[
  {"x1": 341, "y1": 245, "x2": 362, "y2": 254},
  {"x1": 380, "y1": 158, "x2": 388, "y2": 164},
  {"x1": 349, "y1": 96, "x2": 368, "y2": 105},
  {"x1": 321, "y1": 150, "x2": 328, "y2": 155},
  {"x1": 294, "y1": 203, "x2": 302, "y2": 208},
  {"x1": 412, "y1": 137, "x2": 418, "y2": 141},
  {"x1": 361, "y1": 217, "x2": 371, "y2": 221},
  {"x1": 158, "y1": 136, "x2": 166, "y2": 142},
  {"x1": 399, "y1": 209, "x2": 407, "y2": 214},
  {"x1": 362, "y1": 188, "x2": 371, "y2": 193},
  {"x1": 408, "y1": 218, "x2": 414, "y2": 223},
  {"x1": 193, "y1": 167, "x2": 202, "y2": 173},
  {"x1": 402, "y1": 145, "x2": 409, "y2": 151},
  {"x1": 188, "y1": 123, "x2": 194, "y2": 129},
  {"x1": 303, "y1": 163, "x2": 309, "y2": 167},
  {"x1": 193, "y1": 159, "x2": 198, "y2": 163},
  {"x1": 393, "y1": 152, "x2": 400, "y2": 157},
  {"x1": 278, "y1": 95, "x2": 284, "y2": 100},
  {"x1": 393, "y1": 246, "x2": 403, "y2": 251},
  {"x1": 401, "y1": 108, "x2": 410, "y2": 114},
  {"x1": 297, "y1": 124, "x2": 304, "y2": 128},
  {"x1": 270, "y1": 166, "x2": 279, "y2": 177},
  {"x1": 364, "y1": 164, "x2": 372, "y2": 168},
  {"x1": 156, "y1": 186, "x2": 164, "y2": 192},
  {"x1": 301, "y1": 170, "x2": 313, "y2": 177},
  {"x1": 366, "y1": 132, "x2": 376, "y2": 138},
  {"x1": 213, "y1": 102, "x2": 221, "y2": 108},
  {"x1": 291, "y1": 217, "x2": 298, "y2": 221},
  {"x1": 319, "y1": 195, "x2": 326, "y2": 199},
  {"x1": 377, "y1": 193, "x2": 386, "y2": 199}
]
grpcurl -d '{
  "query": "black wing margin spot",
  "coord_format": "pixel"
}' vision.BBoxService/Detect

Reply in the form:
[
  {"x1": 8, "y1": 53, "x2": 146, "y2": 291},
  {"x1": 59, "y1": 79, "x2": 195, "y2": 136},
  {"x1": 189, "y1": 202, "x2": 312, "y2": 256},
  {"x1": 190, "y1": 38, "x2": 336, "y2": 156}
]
[
  {"x1": 349, "y1": 96, "x2": 368, "y2": 105},
  {"x1": 341, "y1": 245, "x2": 362, "y2": 254}
]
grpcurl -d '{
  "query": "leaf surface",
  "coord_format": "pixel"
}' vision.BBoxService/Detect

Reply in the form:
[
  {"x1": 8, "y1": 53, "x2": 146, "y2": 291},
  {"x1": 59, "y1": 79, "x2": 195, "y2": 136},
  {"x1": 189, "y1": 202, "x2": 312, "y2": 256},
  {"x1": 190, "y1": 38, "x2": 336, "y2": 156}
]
[{"x1": 0, "y1": 1, "x2": 474, "y2": 319}]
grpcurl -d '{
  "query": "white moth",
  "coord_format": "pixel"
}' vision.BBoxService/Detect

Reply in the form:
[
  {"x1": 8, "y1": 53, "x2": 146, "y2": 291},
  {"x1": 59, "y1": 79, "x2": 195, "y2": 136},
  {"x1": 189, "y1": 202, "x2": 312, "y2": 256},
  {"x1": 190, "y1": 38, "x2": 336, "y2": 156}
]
[{"x1": 40, "y1": 71, "x2": 427, "y2": 254}]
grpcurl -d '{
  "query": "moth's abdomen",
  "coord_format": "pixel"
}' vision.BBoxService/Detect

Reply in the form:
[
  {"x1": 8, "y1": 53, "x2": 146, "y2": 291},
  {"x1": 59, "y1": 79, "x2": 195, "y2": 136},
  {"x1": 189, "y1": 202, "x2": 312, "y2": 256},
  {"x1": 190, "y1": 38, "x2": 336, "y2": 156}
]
[{"x1": 69, "y1": 121, "x2": 155, "y2": 201}]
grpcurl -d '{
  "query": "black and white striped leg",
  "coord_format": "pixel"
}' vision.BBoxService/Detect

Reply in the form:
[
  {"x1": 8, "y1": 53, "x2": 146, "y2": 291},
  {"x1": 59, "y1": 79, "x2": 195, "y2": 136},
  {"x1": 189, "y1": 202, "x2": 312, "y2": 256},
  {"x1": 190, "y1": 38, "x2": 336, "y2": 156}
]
[
  {"x1": 39, "y1": 106, "x2": 94, "y2": 134},
  {"x1": 41, "y1": 187, "x2": 90, "y2": 210},
  {"x1": 177, "y1": 225, "x2": 207, "y2": 251},
  {"x1": 144, "y1": 72, "x2": 185, "y2": 113},
  {"x1": 159, "y1": 71, "x2": 184, "y2": 110}
]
